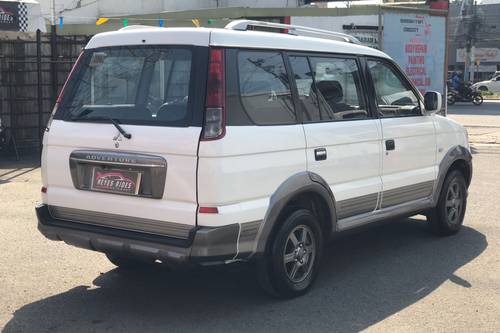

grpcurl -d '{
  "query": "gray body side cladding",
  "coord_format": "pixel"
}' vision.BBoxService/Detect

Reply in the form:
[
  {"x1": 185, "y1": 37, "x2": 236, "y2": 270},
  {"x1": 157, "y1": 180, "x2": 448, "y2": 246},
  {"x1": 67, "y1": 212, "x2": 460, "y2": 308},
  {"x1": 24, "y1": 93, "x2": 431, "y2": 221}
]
[
  {"x1": 431, "y1": 145, "x2": 472, "y2": 205},
  {"x1": 36, "y1": 146, "x2": 472, "y2": 265},
  {"x1": 252, "y1": 145, "x2": 472, "y2": 257},
  {"x1": 252, "y1": 171, "x2": 337, "y2": 256}
]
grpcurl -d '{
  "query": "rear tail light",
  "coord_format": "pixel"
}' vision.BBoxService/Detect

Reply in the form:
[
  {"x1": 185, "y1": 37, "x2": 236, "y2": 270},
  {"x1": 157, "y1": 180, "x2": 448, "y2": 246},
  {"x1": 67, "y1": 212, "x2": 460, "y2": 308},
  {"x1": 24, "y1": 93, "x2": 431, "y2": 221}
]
[
  {"x1": 201, "y1": 48, "x2": 225, "y2": 141},
  {"x1": 41, "y1": 186, "x2": 47, "y2": 193}
]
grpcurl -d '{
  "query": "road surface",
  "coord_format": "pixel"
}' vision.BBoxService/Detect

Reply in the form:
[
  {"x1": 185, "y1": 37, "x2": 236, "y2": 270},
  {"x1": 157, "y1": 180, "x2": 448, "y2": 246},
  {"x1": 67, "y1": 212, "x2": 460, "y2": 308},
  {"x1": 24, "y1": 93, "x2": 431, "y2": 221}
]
[{"x1": 1, "y1": 104, "x2": 499, "y2": 332}]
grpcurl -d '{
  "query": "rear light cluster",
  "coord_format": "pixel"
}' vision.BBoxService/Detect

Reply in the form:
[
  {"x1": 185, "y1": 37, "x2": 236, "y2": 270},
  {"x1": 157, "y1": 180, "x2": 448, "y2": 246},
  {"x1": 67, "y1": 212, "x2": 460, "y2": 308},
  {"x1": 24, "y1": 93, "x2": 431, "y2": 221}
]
[{"x1": 202, "y1": 48, "x2": 225, "y2": 141}]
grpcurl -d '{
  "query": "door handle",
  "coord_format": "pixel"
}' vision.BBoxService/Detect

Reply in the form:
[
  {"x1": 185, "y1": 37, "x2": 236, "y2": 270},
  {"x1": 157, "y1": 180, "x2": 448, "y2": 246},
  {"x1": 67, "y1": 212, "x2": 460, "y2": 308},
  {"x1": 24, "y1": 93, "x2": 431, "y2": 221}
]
[
  {"x1": 385, "y1": 139, "x2": 395, "y2": 151},
  {"x1": 314, "y1": 148, "x2": 327, "y2": 161}
]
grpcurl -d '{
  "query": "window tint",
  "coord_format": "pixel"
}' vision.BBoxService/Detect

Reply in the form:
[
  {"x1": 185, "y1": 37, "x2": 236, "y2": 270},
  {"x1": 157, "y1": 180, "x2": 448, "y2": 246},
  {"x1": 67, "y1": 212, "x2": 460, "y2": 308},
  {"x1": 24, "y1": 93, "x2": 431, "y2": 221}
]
[
  {"x1": 367, "y1": 59, "x2": 421, "y2": 118},
  {"x1": 307, "y1": 57, "x2": 367, "y2": 122},
  {"x1": 288, "y1": 56, "x2": 320, "y2": 122},
  {"x1": 237, "y1": 51, "x2": 295, "y2": 125},
  {"x1": 90, "y1": 55, "x2": 142, "y2": 105},
  {"x1": 59, "y1": 47, "x2": 193, "y2": 126},
  {"x1": 147, "y1": 52, "x2": 192, "y2": 121}
]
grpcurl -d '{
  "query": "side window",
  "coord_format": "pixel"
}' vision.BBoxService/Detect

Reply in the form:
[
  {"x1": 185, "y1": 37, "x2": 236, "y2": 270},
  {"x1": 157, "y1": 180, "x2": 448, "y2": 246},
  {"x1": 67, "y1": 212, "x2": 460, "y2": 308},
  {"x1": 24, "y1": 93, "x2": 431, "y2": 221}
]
[
  {"x1": 288, "y1": 56, "x2": 320, "y2": 122},
  {"x1": 367, "y1": 59, "x2": 421, "y2": 118},
  {"x1": 237, "y1": 50, "x2": 296, "y2": 125},
  {"x1": 307, "y1": 57, "x2": 367, "y2": 122}
]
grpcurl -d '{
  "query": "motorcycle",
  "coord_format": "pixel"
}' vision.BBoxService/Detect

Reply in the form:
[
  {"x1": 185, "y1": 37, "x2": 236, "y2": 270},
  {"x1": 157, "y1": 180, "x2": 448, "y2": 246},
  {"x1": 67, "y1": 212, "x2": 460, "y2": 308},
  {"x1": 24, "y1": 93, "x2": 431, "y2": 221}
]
[{"x1": 447, "y1": 83, "x2": 483, "y2": 106}]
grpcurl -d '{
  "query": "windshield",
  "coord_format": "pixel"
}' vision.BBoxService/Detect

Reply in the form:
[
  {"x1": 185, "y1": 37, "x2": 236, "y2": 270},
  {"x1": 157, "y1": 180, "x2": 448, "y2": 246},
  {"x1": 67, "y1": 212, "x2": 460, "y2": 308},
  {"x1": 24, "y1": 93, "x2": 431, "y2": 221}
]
[{"x1": 57, "y1": 46, "x2": 194, "y2": 126}]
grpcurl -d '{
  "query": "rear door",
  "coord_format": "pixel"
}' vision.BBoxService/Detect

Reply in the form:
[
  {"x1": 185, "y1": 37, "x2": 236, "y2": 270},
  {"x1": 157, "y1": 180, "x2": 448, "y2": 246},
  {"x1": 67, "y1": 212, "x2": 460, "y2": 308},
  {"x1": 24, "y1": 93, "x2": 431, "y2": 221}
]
[
  {"x1": 365, "y1": 58, "x2": 437, "y2": 208},
  {"x1": 288, "y1": 54, "x2": 383, "y2": 222},
  {"x1": 42, "y1": 45, "x2": 208, "y2": 235}
]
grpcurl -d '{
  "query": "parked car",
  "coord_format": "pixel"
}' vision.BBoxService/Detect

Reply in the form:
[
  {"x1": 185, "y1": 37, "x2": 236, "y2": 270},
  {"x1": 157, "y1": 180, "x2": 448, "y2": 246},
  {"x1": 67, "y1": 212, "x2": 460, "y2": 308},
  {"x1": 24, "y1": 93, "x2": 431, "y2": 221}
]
[
  {"x1": 36, "y1": 20, "x2": 472, "y2": 298},
  {"x1": 472, "y1": 75, "x2": 500, "y2": 92}
]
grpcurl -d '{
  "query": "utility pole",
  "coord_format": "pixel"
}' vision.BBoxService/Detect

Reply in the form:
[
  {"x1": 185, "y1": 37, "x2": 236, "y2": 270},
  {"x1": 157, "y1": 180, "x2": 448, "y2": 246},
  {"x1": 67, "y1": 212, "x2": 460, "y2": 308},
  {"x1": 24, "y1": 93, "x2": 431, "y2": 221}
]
[
  {"x1": 463, "y1": 0, "x2": 478, "y2": 82},
  {"x1": 50, "y1": 0, "x2": 58, "y2": 105}
]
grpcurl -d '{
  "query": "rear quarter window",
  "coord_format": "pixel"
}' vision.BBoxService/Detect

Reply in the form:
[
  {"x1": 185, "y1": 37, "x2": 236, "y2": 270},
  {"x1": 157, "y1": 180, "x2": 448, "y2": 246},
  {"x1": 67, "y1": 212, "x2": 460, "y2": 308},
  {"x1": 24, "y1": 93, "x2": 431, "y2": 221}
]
[{"x1": 226, "y1": 49, "x2": 297, "y2": 126}]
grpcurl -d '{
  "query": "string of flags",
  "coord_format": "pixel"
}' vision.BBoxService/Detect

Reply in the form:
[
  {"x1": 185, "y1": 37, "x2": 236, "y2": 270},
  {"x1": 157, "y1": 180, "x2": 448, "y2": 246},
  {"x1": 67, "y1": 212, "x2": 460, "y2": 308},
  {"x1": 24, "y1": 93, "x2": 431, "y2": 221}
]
[{"x1": 56, "y1": 15, "x2": 227, "y2": 30}]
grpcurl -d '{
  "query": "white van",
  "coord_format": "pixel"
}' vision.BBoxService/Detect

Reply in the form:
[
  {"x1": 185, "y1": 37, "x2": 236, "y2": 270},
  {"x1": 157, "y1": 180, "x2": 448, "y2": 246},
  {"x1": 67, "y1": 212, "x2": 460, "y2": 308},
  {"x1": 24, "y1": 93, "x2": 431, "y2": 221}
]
[{"x1": 37, "y1": 20, "x2": 472, "y2": 298}]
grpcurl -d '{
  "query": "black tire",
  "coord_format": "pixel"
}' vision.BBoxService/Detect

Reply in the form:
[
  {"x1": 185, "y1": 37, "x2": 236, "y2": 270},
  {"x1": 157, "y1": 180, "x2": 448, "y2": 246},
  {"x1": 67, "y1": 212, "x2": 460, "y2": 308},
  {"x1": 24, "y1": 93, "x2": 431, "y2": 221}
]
[
  {"x1": 427, "y1": 170, "x2": 467, "y2": 236},
  {"x1": 256, "y1": 209, "x2": 323, "y2": 298},
  {"x1": 106, "y1": 253, "x2": 154, "y2": 270},
  {"x1": 447, "y1": 93, "x2": 456, "y2": 105},
  {"x1": 472, "y1": 93, "x2": 483, "y2": 106}
]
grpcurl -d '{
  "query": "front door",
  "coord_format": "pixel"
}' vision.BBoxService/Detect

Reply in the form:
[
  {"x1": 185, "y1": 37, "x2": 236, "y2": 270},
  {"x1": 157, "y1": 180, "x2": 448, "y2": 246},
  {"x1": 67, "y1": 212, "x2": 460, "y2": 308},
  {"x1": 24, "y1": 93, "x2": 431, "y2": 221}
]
[{"x1": 366, "y1": 59, "x2": 437, "y2": 209}]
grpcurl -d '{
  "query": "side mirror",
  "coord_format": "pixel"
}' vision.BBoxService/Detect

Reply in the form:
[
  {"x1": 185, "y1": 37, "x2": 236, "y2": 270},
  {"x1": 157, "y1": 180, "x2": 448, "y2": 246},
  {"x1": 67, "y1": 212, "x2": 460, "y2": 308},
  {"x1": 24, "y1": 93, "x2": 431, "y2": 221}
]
[{"x1": 424, "y1": 91, "x2": 442, "y2": 114}]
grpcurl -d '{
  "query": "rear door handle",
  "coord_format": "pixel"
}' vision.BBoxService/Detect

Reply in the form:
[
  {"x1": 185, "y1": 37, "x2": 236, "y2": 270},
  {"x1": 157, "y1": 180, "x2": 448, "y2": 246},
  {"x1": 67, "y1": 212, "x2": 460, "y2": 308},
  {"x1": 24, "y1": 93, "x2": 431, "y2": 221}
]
[
  {"x1": 314, "y1": 148, "x2": 327, "y2": 161},
  {"x1": 385, "y1": 139, "x2": 395, "y2": 151}
]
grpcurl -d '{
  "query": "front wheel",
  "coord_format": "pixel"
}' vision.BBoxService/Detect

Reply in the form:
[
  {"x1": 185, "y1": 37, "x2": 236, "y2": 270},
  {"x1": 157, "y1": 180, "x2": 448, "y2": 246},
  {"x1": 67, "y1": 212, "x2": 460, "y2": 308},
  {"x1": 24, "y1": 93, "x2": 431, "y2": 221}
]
[
  {"x1": 256, "y1": 209, "x2": 323, "y2": 298},
  {"x1": 427, "y1": 170, "x2": 467, "y2": 236},
  {"x1": 472, "y1": 93, "x2": 483, "y2": 106},
  {"x1": 447, "y1": 93, "x2": 456, "y2": 105}
]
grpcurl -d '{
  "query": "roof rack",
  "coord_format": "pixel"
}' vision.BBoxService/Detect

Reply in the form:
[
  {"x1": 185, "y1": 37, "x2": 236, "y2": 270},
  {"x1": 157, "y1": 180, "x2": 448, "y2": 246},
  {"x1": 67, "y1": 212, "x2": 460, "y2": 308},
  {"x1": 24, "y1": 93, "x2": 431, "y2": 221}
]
[{"x1": 225, "y1": 20, "x2": 361, "y2": 45}]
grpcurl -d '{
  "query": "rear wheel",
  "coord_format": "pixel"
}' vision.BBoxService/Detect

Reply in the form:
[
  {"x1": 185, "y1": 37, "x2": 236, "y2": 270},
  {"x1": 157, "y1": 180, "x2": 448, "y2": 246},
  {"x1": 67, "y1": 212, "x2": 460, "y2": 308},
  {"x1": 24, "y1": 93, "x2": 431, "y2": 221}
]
[
  {"x1": 256, "y1": 209, "x2": 323, "y2": 298},
  {"x1": 427, "y1": 170, "x2": 467, "y2": 236},
  {"x1": 106, "y1": 253, "x2": 154, "y2": 270},
  {"x1": 472, "y1": 93, "x2": 483, "y2": 106}
]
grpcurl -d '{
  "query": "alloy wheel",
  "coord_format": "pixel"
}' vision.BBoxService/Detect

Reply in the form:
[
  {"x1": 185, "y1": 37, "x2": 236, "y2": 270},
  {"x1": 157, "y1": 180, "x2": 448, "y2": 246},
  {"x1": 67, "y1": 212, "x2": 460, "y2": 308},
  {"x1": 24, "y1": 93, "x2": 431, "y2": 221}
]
[
  {"x1": 283, "y1": 225, "x2": 316, "y2": 283},
  {"x1": 445, "y1": 181, "x2": 463, "y2": 225}
]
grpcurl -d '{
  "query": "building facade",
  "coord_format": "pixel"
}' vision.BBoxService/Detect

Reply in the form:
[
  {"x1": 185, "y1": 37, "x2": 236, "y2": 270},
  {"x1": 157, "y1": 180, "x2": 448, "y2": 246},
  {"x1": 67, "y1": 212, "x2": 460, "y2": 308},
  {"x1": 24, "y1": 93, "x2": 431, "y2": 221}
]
[{"x1": 447, "y1": 1, "x2": 500, "y2": 81}]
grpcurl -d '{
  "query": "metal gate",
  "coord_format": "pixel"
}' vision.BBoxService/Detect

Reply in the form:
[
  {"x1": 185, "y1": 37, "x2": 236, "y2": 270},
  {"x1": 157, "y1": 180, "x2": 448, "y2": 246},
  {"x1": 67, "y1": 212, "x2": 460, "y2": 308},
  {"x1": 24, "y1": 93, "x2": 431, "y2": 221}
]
[{"x1": 0, "y1": 30, "x2": 90, "y2": 157}]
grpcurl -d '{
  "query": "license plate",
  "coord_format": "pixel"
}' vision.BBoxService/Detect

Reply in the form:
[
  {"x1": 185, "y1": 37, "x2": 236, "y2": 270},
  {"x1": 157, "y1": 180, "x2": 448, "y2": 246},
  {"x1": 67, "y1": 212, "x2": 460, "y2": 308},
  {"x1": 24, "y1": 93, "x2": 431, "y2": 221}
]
[{"x1": 90, "y1": 167, "x2": 142, "y2": 195}]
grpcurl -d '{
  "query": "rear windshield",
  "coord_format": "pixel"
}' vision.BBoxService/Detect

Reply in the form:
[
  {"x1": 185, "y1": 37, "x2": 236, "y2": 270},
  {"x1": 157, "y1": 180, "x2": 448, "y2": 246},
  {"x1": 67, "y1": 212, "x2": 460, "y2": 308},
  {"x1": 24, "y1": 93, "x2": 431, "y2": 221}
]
[{"x1": 57, "y1": 46, "x2": 195, "y2": 126}]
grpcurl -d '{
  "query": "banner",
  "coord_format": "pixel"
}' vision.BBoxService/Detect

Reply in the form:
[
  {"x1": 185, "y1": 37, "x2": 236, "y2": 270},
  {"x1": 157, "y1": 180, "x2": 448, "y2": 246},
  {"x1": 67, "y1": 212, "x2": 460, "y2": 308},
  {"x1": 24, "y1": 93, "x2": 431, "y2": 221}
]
[
  {"x1": 383, "y1": 12, "x2": 446, "y2": 94},
  {"x1": 0, "y1": 1, "x2": 20, "y2": 31},
  {"x1": 0, "y1": 1, "x2": 44, "y2": 32},
  {"x1": 456, "y1": 48, "x2": 500, "y2": 63}
]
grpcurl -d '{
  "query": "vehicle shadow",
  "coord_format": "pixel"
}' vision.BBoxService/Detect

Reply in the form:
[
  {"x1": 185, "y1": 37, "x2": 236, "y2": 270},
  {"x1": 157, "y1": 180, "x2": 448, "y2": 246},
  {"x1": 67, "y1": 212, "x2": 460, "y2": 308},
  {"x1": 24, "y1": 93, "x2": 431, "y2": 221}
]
[{"x1": 3, "y1": 218, "x2": 487, "y2": 333}]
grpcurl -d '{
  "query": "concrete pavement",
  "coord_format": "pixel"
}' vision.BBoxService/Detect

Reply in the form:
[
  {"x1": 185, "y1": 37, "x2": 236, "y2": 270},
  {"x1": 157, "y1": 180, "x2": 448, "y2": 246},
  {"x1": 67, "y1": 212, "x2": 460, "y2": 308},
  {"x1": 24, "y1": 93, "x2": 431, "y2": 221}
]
[
  {"x1": 1, "y1": 106, "x2": 500, "y2": 332},
  {"x1": 448, "y1": 100, "x2": 500, "y2": 145}
]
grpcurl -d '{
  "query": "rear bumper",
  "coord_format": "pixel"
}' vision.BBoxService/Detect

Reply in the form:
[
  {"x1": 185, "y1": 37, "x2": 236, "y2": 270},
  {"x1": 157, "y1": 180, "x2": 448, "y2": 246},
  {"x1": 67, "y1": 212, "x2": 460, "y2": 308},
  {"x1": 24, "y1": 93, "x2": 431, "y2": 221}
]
[{"x1": 36, "y1": 204, "x2": 241, "y2": 265}]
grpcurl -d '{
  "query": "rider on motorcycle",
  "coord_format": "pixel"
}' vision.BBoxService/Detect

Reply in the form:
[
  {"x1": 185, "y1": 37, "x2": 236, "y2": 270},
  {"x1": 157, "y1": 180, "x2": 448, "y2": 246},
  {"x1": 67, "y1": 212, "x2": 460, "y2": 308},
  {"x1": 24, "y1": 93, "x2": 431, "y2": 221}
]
[
  {"x1": 451, "y1": 72, "x2": 461, "y2": 92},
  {"x1": 447, "y1": 72, "x2": 483, "y2": 106}
]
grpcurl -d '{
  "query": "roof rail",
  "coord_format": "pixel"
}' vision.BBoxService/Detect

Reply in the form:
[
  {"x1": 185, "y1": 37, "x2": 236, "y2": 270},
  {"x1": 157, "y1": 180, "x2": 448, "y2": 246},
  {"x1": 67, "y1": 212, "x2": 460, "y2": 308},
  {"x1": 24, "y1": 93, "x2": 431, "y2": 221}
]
[
  {"x1": 119, "y1": 25, "x2": 161, "y2": 31},
  {"x1": 225, "y1": 20, "x2": 361, "y2": 45}
]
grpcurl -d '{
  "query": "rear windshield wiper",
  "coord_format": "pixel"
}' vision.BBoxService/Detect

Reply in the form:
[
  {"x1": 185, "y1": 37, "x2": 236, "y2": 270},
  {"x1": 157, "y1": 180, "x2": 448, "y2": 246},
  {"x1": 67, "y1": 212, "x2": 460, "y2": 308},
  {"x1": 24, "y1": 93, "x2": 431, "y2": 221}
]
[{"x1": 70, "y1": 115, "x2": 132, "y2": 139}]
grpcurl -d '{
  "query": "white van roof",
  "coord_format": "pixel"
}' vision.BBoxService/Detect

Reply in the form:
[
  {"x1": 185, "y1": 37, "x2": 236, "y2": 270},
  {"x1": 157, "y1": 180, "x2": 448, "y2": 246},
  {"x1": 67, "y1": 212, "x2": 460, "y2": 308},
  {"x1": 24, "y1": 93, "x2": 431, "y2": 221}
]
[{"x1": 85, "y1": 26, "x2": 390, "y2": 59}]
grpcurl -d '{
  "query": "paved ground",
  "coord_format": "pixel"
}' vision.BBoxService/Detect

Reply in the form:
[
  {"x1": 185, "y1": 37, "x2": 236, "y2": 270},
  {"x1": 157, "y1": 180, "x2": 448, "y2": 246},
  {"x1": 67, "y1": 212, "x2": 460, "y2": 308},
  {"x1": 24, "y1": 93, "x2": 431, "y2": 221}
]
[
  {"x1": 448, "y1": 100, "x2": 500, "y2": 145},
  {"x1": 1, "y1": 102, "x2": 500, "y2": 332}
]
